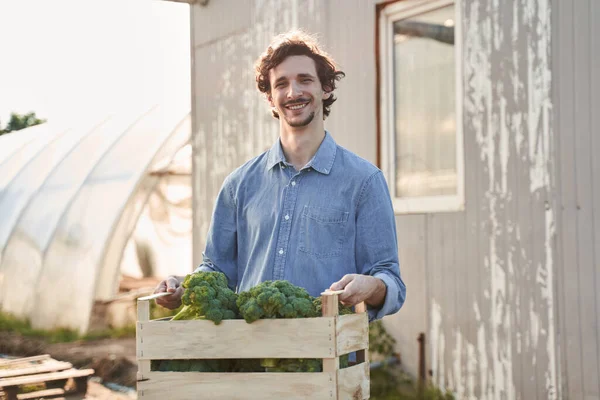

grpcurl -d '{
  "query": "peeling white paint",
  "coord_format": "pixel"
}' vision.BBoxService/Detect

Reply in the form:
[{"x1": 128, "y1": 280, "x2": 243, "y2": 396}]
[
  {"x1": 453, "y1": 330, "x2": 465, "y2": 399},
  {"x1": 467, "y1": 342, "x2": 477, "y2": 399},
  {"x1": 524, "y1": 0, "x2": 552, "y2": 194},
  {"x1": 463, "y1": 0, "x2": 555, "y2": 398}
]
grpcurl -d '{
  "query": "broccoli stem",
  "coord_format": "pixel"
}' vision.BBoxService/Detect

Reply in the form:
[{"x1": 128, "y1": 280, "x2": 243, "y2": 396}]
[{"x1": 171, "y1": 305, "x2": 197, "y2": 321}]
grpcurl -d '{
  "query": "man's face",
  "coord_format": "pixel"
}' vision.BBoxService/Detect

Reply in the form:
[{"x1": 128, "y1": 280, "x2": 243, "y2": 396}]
[{"x1": 268, "y1": 55, "x2": 330, "y2": 128}]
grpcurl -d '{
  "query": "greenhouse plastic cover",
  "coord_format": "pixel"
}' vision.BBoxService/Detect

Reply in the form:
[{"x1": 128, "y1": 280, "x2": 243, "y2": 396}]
[{"x1": 0, "y1": 105, "x2": 191, "y2": 333}]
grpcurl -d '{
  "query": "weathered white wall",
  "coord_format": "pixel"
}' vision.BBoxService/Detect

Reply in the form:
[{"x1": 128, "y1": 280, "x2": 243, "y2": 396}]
[
  {"x1": 430, "y1": 1, "x2": 558, "y2": 398},
  {"x1": 552, "y1": 0, "x2": 600, "y2": 399}
]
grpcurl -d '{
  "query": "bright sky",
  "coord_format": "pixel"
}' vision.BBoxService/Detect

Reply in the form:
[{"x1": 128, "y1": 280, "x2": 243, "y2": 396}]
[{"x1": 0, "y1": 0, "x2": 190, "y2": 127}]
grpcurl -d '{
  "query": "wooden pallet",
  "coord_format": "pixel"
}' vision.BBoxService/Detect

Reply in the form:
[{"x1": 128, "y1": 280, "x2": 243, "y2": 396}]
[{"x1": 0, "y1": 355, "x2": 94, "y2": 400}]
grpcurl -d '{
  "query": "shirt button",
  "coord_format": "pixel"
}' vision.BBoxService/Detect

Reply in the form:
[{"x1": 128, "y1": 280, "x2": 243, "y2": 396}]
[
  {"x1": 291, "y1": 181, "x2": 296, "y2": 186},
  {"x1": 279, "y1": 249, "x2": 284, "y2": 255},
  {"x1": 281, "y1": 164, "x2": 285, "y2": 169},
  {"x1": 285, "y1": 215, "x2": 290, "y2": 220}
]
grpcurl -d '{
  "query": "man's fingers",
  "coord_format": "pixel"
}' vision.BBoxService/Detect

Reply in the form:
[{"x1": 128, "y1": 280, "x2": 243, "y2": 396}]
[
  {"x1": 166, "y1": 277, "x2": 180, "y2": 292},
  {"x1": 329, "y1": 274, "x2": 355, "y2": 291},
  {"x1": 156, "y1": 286, "x2": 183, "y2": 309},
  {"x1": 154, "y1": 280, "x2": 168, "y2": 294}
]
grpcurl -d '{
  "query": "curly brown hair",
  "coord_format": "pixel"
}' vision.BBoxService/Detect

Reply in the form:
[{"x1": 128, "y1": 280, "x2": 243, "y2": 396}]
[{"x1": 255, "y1": 30, "x2": 345, "y2": 119}]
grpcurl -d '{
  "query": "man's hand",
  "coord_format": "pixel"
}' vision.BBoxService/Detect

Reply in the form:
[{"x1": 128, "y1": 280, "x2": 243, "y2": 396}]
[
  {"x1": 154, "y1": 275, "x2": 184, "y2": 310},
  {"x1": 329, "y1": 274, "x2": 387, "y2": 308}
]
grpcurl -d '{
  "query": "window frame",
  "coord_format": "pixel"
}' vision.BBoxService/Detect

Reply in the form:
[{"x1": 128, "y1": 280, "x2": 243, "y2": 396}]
[{"x1": 378, "y1": 0, "x2": 465, "y2": 214}]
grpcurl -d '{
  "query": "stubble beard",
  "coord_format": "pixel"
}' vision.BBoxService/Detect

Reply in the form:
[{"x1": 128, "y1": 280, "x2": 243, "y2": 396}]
[{"x1": 286, "y1": 111, "x2": 316, "y2": 128}]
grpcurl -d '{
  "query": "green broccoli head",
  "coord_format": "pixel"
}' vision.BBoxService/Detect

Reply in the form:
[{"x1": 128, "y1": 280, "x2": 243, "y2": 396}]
[
  {"x1": 236, "y1": 280, "x2": 318, "y2": 323},
  {"x1": 172, "y1": 271, "x2": 239, "y2": 324}
]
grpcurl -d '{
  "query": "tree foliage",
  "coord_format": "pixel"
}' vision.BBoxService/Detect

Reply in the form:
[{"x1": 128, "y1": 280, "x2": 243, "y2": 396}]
[{"x1": 0, "y1": 112, "x2": 46, "y2": 136}]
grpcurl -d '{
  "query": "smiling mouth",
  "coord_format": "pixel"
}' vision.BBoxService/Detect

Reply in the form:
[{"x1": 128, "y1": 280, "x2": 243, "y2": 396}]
[{"x1": 284, "y1": 100, "x2": 310, "y2": 111}]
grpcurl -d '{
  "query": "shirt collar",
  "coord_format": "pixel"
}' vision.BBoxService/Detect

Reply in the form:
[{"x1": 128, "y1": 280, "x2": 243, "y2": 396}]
[{"x1": 266, "y1": 131, "x2": 337, "y2": 175}]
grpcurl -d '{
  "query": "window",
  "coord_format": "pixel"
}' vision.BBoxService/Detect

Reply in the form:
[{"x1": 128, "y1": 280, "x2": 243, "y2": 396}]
[{"x1": 379, "y1": 0, "x2": 464, "y2": 214}]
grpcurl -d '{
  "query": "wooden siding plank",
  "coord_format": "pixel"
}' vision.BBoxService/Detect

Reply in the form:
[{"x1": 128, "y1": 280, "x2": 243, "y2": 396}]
[
  {"x1": 428, "y1": 213, "x2": 443, "y2": 388},
  {"x1": 191, "y1": 0, "x2": 252, "y2": 48},
  {"x1": 504, "y1": 23, "x2": 523, "y2": 395},
  {"x1": 555, "y1": 0, "x2": 584, "y2": 398},
  {"x1": 463, "y1": 70, "x2": 481, "y2": 399},
  {"x1": 477, "y1": 117, "x2": 492, "y2": 400},
  {"x1": 574, "y1": 1, "x2": 600, "y2": 398},
  {"x1": 504, "y1": 4, "x2": 525, "y2": 393},
  {"x1": 516, "y1": 113, "x2": 537, "y2": 400},
  {"x1": 326, "y1": 0, "x2": 378, "y2": 162},
  {"x1": 385, "y1": 214, "x2": 427, "y2": 379},
  {"x1": 591, "y1": 1, "x2": 600, "y2": 398},
  {"x1": 549, "y1": 2, "x2": 567, "y2": 398},
  {"x1": 441, "y1": 214, "x2": 457, "y2": 394},
  {"x1": 454, "y1": 203, "x2": 468, "y2": 399}
]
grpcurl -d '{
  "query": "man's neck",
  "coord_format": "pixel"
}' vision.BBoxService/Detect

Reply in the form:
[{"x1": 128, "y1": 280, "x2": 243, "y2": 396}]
[{"x1": 279, "y1": 123, "x2": 325, "y2": 171}]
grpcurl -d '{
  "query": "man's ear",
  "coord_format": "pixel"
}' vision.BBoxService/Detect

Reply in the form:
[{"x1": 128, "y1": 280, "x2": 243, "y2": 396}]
[
  {"x1": 267, "y1": 94, "x2": 275, "y2": 107},
  {"x1": 323, "y1": 91, "x2": 332, "y2": 100}
]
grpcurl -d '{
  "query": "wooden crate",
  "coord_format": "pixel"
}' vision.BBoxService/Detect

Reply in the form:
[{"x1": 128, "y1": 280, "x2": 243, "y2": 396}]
[
  {"x1": 136, "y1": 292, "x2": 370, "y2": 400},
  {"x1": 0, "y1": 355, "x2": 94, "y2": 400}
]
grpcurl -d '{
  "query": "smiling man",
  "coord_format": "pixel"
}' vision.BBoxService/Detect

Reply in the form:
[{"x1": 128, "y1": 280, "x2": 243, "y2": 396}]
[{"x1": 155, "y1": 30, "x2": 406, "y2": 321}]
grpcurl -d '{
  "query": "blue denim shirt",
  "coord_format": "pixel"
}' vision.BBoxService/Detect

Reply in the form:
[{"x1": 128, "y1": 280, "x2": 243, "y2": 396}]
[{"x1": 195, "y1": 132, "x2": 406, "y2": 321}]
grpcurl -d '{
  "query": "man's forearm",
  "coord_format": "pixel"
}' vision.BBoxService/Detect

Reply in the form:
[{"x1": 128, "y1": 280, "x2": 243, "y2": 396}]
[{"x1": 365, "y1": 277, "x2": 387, "y2": 308}]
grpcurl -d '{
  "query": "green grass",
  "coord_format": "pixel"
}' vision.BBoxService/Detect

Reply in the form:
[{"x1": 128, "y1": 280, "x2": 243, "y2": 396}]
[
  {"x1": 0, "y1": 310, "x2": 137, "y2": 343},
  {"x1": 370, "y1": 367, "x2": 455, "y2": 400},
  {"x1": 0, "y1": 298, "x2": 184, "y2": 343}
]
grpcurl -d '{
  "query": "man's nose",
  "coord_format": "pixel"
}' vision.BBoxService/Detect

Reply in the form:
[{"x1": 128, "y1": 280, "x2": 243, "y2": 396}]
[{"x1": 287, "y1": 82, "x2": 303, "y2": 98}]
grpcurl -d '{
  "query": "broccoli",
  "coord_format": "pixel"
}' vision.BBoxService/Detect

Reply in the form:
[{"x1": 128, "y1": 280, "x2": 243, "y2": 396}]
[
  {"x1": 154, "y1": 279, "x2": 357, "y2": 374},
  {"x1": 171, "y1": 271, "x2": 239, "y2": 324},
  {"x1": 151, "y1": 359, "x2": 235, "y2": 372},
  {"x1": 236, "y1": 280, "x2": 317, "y2": 323},
  {"x1": 261, "y1": 358, "x2": 322, "y2": 372}
]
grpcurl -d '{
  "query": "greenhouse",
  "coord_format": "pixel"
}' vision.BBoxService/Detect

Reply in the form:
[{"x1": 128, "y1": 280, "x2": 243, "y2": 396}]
[{"x1": 0, "y1": 105, "x2": 192, "y2": 333}]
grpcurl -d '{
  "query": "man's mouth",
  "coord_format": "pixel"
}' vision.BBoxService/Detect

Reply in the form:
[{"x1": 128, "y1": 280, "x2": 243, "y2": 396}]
[{"x1": 285, "y1": 101, "x2": 309, "y2": 111}]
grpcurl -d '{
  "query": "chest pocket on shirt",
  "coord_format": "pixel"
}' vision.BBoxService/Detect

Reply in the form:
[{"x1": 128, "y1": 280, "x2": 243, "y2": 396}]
[{"x1": 299, "y1": 205, "x2": 349, "y2": 258}]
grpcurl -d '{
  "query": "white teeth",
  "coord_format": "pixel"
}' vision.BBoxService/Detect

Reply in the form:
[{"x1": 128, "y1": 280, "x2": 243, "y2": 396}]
[{"x1": 288, "y1": 103, "x2": 307, "y2": 110}]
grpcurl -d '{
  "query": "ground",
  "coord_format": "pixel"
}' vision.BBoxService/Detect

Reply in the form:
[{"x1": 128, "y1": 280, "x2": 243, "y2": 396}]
[{"x1": 0, "y1": 332, "x2": 138, "y2": 399}]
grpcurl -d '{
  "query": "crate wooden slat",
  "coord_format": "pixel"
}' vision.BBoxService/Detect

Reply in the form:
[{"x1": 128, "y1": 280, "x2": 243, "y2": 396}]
[
  {"x1": 336, "y1": 313, "x2": 369, "y2": 356},
  {"x1": 138, "y1": 371, "x2": 335, "y2": 400},
  {"x1": 137, "y1": 317, "x2": 337, "y2": 360},
  {"x1": 337, "y1": 362, "x2": 370, "y2": 400}
]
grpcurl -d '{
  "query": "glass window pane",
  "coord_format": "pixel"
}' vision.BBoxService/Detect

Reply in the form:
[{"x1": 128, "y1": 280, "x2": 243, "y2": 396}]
[{"x1": 393, "y1": 5, "x2": 456, "y2": 198}]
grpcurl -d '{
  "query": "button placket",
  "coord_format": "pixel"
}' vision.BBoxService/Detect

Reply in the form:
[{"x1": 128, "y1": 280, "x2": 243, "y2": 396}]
[{"x1": 272, "y1": 173, "x2": 303, "y2": 280}]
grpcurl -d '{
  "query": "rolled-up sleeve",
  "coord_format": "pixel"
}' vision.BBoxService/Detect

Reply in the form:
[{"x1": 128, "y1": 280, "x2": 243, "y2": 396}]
[
  {"x1": 193, "y1": 176, "x2": 238, "y2": 290},
  {"x1": 355, "y1": 171, "x2": 406, "y2": 321}
]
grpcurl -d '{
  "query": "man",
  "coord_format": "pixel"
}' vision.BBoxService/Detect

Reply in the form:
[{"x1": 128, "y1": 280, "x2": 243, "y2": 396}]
[{"x1": 155, "y1": 30, "x2": 406, "y2": 321}]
